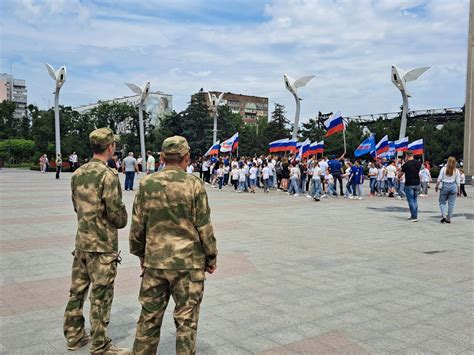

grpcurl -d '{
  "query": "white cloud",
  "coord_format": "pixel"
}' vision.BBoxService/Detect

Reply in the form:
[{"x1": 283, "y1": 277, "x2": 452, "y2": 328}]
[{"x1": 1, "y1": 0, "x2": 468, "y2": 124}]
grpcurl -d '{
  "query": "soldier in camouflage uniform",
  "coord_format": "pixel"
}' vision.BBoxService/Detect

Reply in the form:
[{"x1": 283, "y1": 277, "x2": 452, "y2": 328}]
[
  {"x1": 64, "y1": 127, "x2": 129, "y2": 354},
  {"x1": 129, "y1": 136, "x2": 218, "y2": 355}
]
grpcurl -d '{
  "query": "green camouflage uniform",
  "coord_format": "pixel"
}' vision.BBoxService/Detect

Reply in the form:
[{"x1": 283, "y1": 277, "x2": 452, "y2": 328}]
[
  {"x1": 64, "y1": 128, "x2": 128, "y2": 354},
  {"x1": 130, "y1": 136, "x2": 217, "y2": 355}
]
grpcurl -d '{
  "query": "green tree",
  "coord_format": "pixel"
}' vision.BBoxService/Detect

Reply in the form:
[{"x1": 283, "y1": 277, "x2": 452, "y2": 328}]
[
  {"x1": 0, "y1": 100, "x2": 19, "y2": 139},
  {"x1": 0, "y1": 139, "x2": 36, "y2": 163},
  {"x1": 262, "y1": 103, "x2": 291, "y2": 144}
]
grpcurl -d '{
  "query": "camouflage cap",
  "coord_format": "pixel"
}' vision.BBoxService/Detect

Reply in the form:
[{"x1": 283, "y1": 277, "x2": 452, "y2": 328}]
[
  {"x1": 161, "y1": 136, "x2": 190, "y2": 156},
  {"x1": 89, "y1": 127, "x2": 120, "y2": 148}
]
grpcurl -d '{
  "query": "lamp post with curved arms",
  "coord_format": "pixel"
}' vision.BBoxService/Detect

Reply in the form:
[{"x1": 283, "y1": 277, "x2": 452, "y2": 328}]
[
  {"x1": 45, "y1": 63, "x2": 66, "y2": 157},
  {"x1": 208, "y1": 92, "x2": 225, "y2": 144},
  {"x1": 284, "y1": 74, "x2": 315, "y2": 140},
  {"x1": 391, "y1": 65, "x2": 430, "y2": 150},
  {"x1": 125, "y1": 81, "x2": 150, "y2": 172}
]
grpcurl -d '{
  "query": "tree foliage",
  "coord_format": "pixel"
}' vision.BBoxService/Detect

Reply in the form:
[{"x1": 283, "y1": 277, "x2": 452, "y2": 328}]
[
  {"x1": 0, "y1": 98, "x2": 466, "y2": 166},
  {"x1": 0, "y1": 139, "x2": 36, "y2": 162}
]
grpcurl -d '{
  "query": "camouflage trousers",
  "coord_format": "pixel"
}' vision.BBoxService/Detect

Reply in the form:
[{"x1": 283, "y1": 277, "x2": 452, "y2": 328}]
[
  {"x1": 132, "y1": 268, "x2": 205, "y2": 355},
  {"x1": 64, "y1": 250, "x2": 118, "y2": 353}
]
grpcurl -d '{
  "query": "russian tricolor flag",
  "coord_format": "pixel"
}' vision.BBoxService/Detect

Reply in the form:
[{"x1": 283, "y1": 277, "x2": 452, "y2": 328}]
[
  {"x1": 297, "y1": 139, "x2": 311, "y2": 160},
  {"x1": 205, "y1": 141, "x2": 220, "y2": 156},
  {"x1": 324, "y1": 111, "x2": 345, "y2": 137},
  {"x1": 408, "y1": 139, "x2": 424, "y2": 155},
  {"x1": 375, "y1": 135, "x2": 389, "y2": 156},
  {"x1": 269, "y1": 138, "x2": 297, "y2": 153},
  {"x1": 306, "y1": 140, "x2": 324, "y2": 157},
  {"x1": 395, "y1": 137, "x2": 409, "y2": 152},
  {"x1": 220, "y1": 133, "x2": 239, "y2": 153}
]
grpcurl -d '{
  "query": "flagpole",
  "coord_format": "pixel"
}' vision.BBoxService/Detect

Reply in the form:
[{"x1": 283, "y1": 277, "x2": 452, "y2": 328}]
[{"x1": 343, "y1": 127, "x2": 347, "y2": 154}]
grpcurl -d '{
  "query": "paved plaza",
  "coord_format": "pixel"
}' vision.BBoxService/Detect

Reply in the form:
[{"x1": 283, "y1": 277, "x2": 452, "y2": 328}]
[{"x1": 0, "y1": 168, "x2": 473, "y2": 354}]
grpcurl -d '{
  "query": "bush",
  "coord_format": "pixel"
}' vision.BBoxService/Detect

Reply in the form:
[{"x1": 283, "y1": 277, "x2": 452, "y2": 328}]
[{"x1": 0, "y1": 139, "x2": 36, "y2": 162}]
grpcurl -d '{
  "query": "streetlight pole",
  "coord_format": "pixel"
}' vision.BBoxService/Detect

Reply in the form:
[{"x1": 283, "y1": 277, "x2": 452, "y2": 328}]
[
  {"x1": 391, "y1": 65, "x2": 430, "y2": 157},
  {"x1": 207, "y1": 92, "x2": 225, "y2": 144},
  {"x1": 45, "y1": 63, "x2": 66, "y2": 157},
  {"x1": 125, "y1": 81, "x2": 150, "y2": 172},
  {"x1": 283, "y1": 74, "x2": 315, "y2": 140}
]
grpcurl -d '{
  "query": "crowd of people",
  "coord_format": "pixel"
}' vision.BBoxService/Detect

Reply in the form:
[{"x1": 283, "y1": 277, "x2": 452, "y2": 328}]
[
  {"x1": 192, "y1": 151, "x2": 467, "y2": 223},
  {"x1": 41, "y1": 146, "x2": 468, "y2": 224}
]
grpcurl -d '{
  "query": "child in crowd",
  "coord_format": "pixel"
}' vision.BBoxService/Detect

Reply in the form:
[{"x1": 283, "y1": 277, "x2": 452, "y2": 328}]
[
  {"x1": 231, "y1": 165, "x2": 239, "y2": 190},
  {"x1": 249, "y1": 163, "x2": 258, "y2": 193},
  {"x1": 238, "y1": 165, "x2": 247, "y2": 193},
  {"x1": 262, "y1": 163, "x2": 270, "y2": 193},
  {"x1": 216, "y1": 163, "x2": 225, "y2": 190},
  {"x1": 419, "y1": 163, "x2": 431, "y2": 196},
  {"x1": 325, "y1": 171, "x2": 336, "y2": 197}
]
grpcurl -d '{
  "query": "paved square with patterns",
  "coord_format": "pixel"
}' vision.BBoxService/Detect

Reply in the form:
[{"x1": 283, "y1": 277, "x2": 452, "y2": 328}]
[{"x1": 0, "y1": 169, "x2": 473, "y2": 354}]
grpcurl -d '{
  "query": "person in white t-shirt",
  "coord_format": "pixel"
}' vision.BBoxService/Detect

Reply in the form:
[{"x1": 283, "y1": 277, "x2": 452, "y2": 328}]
[
  {"x1": 419, "y1": 164, "x2": 432, "y2": 196},
  {"x1": 267, "y1": 160, "x2": 275, "y2": 189},
  {"x1": 435, "y1": 156, "x2": 460, "y2": 223},
  {"x1": 459, "y1": 169, "x2": 467, "y2": 197},
  {"x1": 377, "y1": 164, "x2": 386, "y2": 196},
  {"x1": 202, "y1": 159, "x2": 210, "y2": 183},
  {"x1": 262, "y1": 163, "x2": 271, "y2": 193},
  {"x1": 325, "y1": 172, "x2": 335, "y2": 197},
  {"x1": 287, "y1": 162, "x2": 301, "y2": 196},
  {"x1": 249, "y1": 164, "x2": 258, "y2": 193},
  {"x1": 368, "y1": 163, "x2": 378, "y2": 196},
  {"x1": 223, "y1": 164, "x2": 230, "y2": 186},
  {"x1": 186, "y1": 163, "x2": 194, "y2": 174},
  {"x1": 242, "y1": 163, "x2": 250, "y2": 191},
  {"x1": 231, "y1": 165, "x2": 239, "y2": 190},
  {"x1": 386, "y1": 161, "x2": 397, "y2": 197},
  {"x1": 216, "y1": 163, "x2": 225, "y2": 190},
  {"x1": 311, "y1": 163, "x2": 322, "y2": 201},
  {"x1": 343, "y1": 161, "x2": 353, "y2": 198},
  {"x1": 318, "y1": 158, "x2": 328, "y2": 192},
  {"x1": 238, "y1": 165, "x2": 247, "y2": 193}
]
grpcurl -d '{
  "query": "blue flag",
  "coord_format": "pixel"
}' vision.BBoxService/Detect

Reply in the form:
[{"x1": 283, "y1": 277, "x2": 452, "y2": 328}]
[{"x1": 354, "y1": 135, "x2": 376, "y2": 157}]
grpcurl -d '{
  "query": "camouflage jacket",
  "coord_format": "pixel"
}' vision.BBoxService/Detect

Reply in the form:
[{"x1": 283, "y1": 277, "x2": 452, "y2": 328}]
[
  {"x1": 71, "y1": 158, "x2": 128, "y2": 252},
  {"x1": 129, "y1": 166, "x2": 217, "y2": 270}
]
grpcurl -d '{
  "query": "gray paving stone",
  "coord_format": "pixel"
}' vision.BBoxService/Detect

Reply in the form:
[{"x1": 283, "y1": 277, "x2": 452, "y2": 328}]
[{"x1": 0, "y1": 169, "x2": 472, "y2": 354}]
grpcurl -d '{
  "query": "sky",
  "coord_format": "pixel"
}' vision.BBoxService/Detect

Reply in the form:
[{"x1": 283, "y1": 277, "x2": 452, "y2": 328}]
[{"x1": 0, "y1": 0, "x2": 469, "y2": 122}]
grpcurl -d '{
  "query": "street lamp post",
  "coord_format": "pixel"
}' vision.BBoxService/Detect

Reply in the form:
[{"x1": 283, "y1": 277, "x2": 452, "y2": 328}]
[
  {"x1": 125, "y1": 81, "x2": 150, "y2": 172},
  {"x1": 283, "y1": 74, "x2": 315, "y2": 140},
  {"x1": 391, "y1": 65, "x2": 430, "y2": 155},
  {"x1": 45, "y1": 63, "x2": 66, "y2": 157},
  {"x1": 208, "y1": 92, "x2": 225, "y2": 144}
]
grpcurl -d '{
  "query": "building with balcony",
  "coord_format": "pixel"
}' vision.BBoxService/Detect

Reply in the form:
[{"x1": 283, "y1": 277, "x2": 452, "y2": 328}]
[
  {"x1": 0, "y1": 73, "x2": 28, "y2": 119},
  {"x1": 194, "y1": 91, "x2": 269, "y2": 124}
]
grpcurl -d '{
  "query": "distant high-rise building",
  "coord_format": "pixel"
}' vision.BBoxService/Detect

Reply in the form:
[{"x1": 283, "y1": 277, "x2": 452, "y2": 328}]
[
  {"x1": 193, "y1": 91, "x2": 269, "y2": 124},
  {"x1": 0, "y1": 73, "x2": 28, "y2": 119},
  {"x1": 74, "y1": 91, "x2": 173, "y2": 133}
]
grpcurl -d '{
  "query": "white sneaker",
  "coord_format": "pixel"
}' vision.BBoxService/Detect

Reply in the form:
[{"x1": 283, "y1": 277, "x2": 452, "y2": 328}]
[
  {"x1": 357, "y1": 197, "x2": 363, "y2": 200},
  {"x1": 306, "y1": 195, "x2": 312, "y2": 198},
  {"x1": 294, "y1": 194, "x2": 299, "y2": 197}
]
